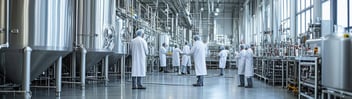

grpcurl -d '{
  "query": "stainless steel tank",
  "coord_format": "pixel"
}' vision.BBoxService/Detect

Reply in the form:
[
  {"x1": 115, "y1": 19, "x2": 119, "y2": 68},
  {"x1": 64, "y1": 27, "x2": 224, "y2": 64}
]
[
  {"x1": 159, "y1": 34, "x2": 170, "y2": 50},
  {"x1": 0, "y1": 0, "x2": 74, "y2": 84},
  {"x1": 76, "y1": 0, "x2": 115, "y2": 69},
  {"x1": 322, "y1": 33, "x2": 352, "y2": 92},
  {"x1": 109, "y1": 16, "x2": 127, "y2": 66}
]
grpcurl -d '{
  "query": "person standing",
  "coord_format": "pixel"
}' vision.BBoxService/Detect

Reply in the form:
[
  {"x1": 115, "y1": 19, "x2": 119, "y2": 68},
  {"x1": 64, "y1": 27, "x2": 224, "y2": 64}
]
[
  {"x1": 244, "y1": 44, "x2": 254, "y2": 88},
  {"x1": 131, "y1": 29, "x2": 148, "y2": 89},
  {"x1": 172, "y1": 45, "x2": 183, "y2": 73},
  {"x1": 181, "y1": 42, "x2": 191, "y2": 75},
  {"x1": 183, "y1": 36, "x2": 207, "y2": 87},
  {"x1": 237, "y1": 44, "x2": 247, "y2": 87},
  {"x1": 159, "y1": 43, "x2": 169, "y2": 73},
  {"x1": 218, "y1": 46, "x2": 228, "y2": 76}
]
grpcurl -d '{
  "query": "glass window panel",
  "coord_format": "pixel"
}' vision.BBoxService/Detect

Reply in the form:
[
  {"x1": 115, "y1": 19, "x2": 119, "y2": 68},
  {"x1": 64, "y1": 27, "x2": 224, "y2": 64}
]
[
  {"x1": 302, "y1": 12, "x2": 306, "y2": 33},
  {"x1": 283, "y1": 0, "x2": 286, "y2": 19},
  {"x1": 337, "y1": 0, "x2": 348, "y2": 27},
  {"x1": 306, "y1": 0, "x2": 311, "y2": 8},
  {"x1": 306, "y1": 10, "x2": 311, "y2": 31},
  {"x1": 301, "y1": 0, "x2": 305, "y2": 11},
  {"x1": 287, "y1": 0, "x2": 290, "y2": 18},
  {"x1": 349, "y1": 0, "x2": 352, "y2": 28},
  {"x1": 322, "y1": 1, "x2": 331, "y2": 20},
  {"x1": 297, "y1": 0, "x2": 301, "y2": 12}
]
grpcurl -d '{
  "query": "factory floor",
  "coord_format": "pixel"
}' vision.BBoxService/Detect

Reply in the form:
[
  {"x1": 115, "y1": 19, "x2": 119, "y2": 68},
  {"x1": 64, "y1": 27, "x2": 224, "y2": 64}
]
[{"x1": 2, "y1": 69, "x2": 296, "y2": 99}]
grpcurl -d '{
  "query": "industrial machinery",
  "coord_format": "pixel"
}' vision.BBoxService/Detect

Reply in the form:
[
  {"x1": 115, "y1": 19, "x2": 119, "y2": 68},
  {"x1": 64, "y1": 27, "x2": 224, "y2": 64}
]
[
  {"x1": 320, "y1": 33, "x2": 352, "y2": 99},
  {"x1": 0, "y1": 0, "x2": 75, "y2": 97},
  {"x1": 65, "y1": 0, "x2": 115, "y2": 89}
]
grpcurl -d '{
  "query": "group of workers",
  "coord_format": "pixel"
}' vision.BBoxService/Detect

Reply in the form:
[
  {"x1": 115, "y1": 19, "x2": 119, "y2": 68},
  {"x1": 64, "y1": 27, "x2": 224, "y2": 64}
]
[
  {"x1": 130, "y1": 29, "x2": 253, "y2": 89},
  {"x1": 236, "y1": 44, "x2": 254, "y2": 88}
]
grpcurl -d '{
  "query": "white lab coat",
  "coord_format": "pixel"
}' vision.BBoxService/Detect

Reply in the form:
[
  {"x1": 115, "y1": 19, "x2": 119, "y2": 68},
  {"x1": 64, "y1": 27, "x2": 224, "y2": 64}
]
[
  {"x1": 238, "y1": 49, "x2": 247, "y2": 75},
  {"x1": 131, "y1": 37, "x2": 148, "y2": 77},
  {"x1": 159, "y1": 47, "x2": 167, "y2": 67},
  {"x1": 218, "y1": 50, "x2": 228, "y2": 68},
  {"x1": 188, "y1": 41, "x2": 207, "y2": 76},
  {"x1": 182, "y1": 45, "x2": 191, "y2": 66},
  {"x1": 245, "y1": 48, "x2": 254, "y2": 77},
  {"x1": 172, "y1": 48, "x2": 182, "y2": 66}
]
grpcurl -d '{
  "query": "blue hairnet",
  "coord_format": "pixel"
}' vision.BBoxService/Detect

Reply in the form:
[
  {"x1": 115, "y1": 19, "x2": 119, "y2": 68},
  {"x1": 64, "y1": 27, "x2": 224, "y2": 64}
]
[
  {"x1": 193, "y1": 35, "x2": 200, "y2": 41},
  {"x1": 136, "y1": 29, "x2": 144, "y2": 36}
]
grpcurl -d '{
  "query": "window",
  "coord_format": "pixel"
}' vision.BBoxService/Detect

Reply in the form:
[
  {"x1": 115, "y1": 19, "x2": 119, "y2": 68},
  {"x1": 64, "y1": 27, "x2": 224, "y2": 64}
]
[
  {"x1": 349, "y1": 0, "x2": 352, "y2": 28},
  {"x1": 337, "y1": 0, "x2": 348, "y2": 27},
  {"x1": 297, "y1": 0, "x2": 301, "y2": 12},
  {"x1": 305, "y1": 0, "x2": 311, "y2": 8},
  {"x1": 322, "y1": 2, "x2": 331, "y2": 20}
]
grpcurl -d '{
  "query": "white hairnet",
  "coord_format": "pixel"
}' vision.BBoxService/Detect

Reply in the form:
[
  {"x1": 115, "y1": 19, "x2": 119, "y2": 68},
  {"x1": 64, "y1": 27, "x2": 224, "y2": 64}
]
[{"x1": 136, "y1": 29, "x2": 144, "y2": 36}]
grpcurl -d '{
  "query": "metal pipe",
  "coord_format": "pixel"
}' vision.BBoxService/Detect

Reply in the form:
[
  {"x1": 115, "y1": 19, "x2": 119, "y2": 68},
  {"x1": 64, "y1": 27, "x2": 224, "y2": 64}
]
[
  {"x1": 0, "y1": 91, "x2": 26, "y2": 93},
  {"x1": 4, "y1": 0, "x2": 9, "y2": 48},
  {"x1": 23, "y1": 47, "x2": 32, "y2": 99},
  {"x1": 30, "y1": 86, "x2": 56, "y2": 88},
  {"x1": 290, "y1": 0, "x2": 297, "y2": 43},
  {"x1": 56, "y1": 56, "x2": 62, "y2": 97},
  {"x1": 80, "y1": 47, "x2": 87, "y2": 90},
  {"x1": 313, "y1": 0, "x2": 322, "y2": 23},
  {"x1": 330, "y1": 0, "x2": 337, "y2": 32},
  {"x1": 121, "y1": 55, "x2": 125, "y2": 83},
  {"x1": 104, "y1": 55, "x2": 109, "y2": 86},
  {"x1": 0, "y1": 0, "x2": 9, "y2": 49},
  {"x1": 71, "y1": 51, "x2": 77, "y2": 82}
]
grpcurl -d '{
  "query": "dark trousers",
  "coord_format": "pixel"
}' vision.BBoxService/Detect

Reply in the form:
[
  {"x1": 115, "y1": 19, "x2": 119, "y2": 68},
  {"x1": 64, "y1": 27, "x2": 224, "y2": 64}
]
[{"x1": 132, "y1": 77, "x2": 142, "y2": 87}]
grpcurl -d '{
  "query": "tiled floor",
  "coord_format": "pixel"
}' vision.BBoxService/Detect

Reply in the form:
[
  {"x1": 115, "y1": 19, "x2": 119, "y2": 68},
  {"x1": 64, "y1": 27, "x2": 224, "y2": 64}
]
[{"x1": 1, "y1": 69, "x2": 296, "y2": 99}]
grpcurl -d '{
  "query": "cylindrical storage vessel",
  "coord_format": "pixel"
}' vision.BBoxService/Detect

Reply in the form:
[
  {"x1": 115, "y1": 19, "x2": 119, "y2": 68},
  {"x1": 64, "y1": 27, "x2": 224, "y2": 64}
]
[
  {"x1": 108, "y1": 16, "x2": 127, "y2": 66},
  {"x1": 322, "y1": 33, "x2": 352, "y2": 92},
  {"x1": 159, "y1": 34, "x2": 170, "y2": 50},
  {"x1": 1, "y1": 0, "x2": 74, "y2": 84},
  {"x1": 112, "y1": 16, "x2": 126, "y2": 55},
  {"x1": 76, "y1": 0, "x2": 115, "y2": 68}
]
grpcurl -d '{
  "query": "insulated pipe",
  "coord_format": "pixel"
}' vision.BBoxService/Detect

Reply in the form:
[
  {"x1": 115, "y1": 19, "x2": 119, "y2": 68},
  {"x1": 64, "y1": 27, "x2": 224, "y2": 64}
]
[
  {"x1": 104, "y1": 55, "x2": 109, "y2": 86},
  {"x1": 290, "y1": 0, "x2": 297, "y2": 42},
  {"x1": 80, "y1": 47, "x2": 87, "y2": 90},
  {"x1": 313, "y1": 0, "x2": 322, "y2": 23},
  {"x1": 23, "y1": 47, "x2": 32, "y2": 99},
  {"x1": 0, "y1": 0, "x2": 9, "y2": 49},
  {"x1": 4, "y1": 0, "x2": 9, "y2": 48},
  {"x1": 56, "y1": 56, "x2": 63, "y2": 97}
]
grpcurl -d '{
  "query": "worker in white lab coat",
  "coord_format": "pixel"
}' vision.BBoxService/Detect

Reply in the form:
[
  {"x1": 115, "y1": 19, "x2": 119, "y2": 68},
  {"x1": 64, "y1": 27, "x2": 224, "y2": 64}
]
[
  {"x1": 238, "y1": 44, "x2": 246, "y2": 87},
  {"x1": 131, "y1": 29, "x2": 148, "y2": 89},
  {"x1": 244, "y1": 44, "x2": 254, "y2": 88},
  {"x1": 183, "y1": 35, "x2": 207, "y2": 87},
  {"x1": 172, "y1": 45, "x2": 183, "y2": 73},
  {"x1": 181, "y1": 42, "x2": 191, "y2": 75},
  {"x1": 218, "y1": 46, "x2": 228, "y2": 76},
  {"x1": 159, "y1": 43, "x2": 169, "y2": 73}
]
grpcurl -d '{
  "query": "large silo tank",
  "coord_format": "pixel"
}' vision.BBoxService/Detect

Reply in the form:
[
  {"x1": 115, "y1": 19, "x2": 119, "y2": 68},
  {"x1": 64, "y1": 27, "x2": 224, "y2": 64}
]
[
  {"x1": 322, "y1": 33, "x2": 352, "y2": 92},
  {"x1": 0, "y1": 0, "x2": 74, "y2": 84},
  {"x1": 108, "y1": 16, "x2": 127, "y2": 66},
  {"x1": 76, "y1": 0, "x2": 115, "y2": 69}
]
